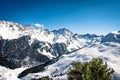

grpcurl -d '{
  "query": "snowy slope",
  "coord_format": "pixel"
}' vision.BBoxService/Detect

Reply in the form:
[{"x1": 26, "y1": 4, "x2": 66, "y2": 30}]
[
  {"x1": 0, "y1": 66, "x2": 28, "y2": 80},
  {"x1": 21, "y1": 42, "x2": 120, "y2": 80},
  {"x1": 1, "y1": 41, "x2": 120, "y2": 80}
]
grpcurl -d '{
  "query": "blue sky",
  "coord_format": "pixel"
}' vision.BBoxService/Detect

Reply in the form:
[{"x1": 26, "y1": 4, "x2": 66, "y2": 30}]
[{"x1": 0, "y1": 0, "x2": 120, "y2": 35}]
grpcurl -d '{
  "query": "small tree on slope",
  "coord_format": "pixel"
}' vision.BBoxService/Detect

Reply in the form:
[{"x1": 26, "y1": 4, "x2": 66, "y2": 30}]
[{"x1": 67, "y1": 58, "x2": 114, "y2": 80}]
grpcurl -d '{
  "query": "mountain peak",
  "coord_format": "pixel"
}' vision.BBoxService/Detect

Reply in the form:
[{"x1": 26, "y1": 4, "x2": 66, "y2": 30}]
[
  {"x1": 0, "y1": 20, "x2": 21, "y2": 26},
  {"x1": 102, "y1": 31, "x2": 120, "y2": 43},
  {"x1": 0, "y1": 20, "x2": 24, "y2": 31},
  {"x1": 52, "y1": 28, "x2": 73, "y2": 36},
  {"x1": 111, "y1": 31, "x2": 120, "y2": 35}
]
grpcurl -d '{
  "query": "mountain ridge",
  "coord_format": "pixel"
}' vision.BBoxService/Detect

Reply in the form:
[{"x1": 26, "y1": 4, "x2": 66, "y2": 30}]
[
  {"x1": 0, "y1": 20, "x2": 100, "y2": 69},
  {"x1": 0, "y1": 20, "x2": 120, "y2": 80}
]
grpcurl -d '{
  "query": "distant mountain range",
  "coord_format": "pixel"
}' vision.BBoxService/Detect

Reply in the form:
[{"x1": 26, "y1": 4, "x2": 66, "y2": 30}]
[{"x1": 0, "y1": 20, "x2": 120, "y2": 80}]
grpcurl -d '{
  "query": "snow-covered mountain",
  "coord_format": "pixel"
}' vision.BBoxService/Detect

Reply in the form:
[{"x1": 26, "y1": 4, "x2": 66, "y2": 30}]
[
  {"x1": 0, "y1": 20, "x2": 100, "y2": 49},
  {"x1": 102, "y1": 31, "x2": 120, "y2": 43},
  {"x1": 0, "y1": 21, "x2": 95, "y2": 67},
  {"x1": 0, "y1": 20, "x2": 120, "y2": 80},
  {"x1": 0, "y1": 20, "x2": 100, "y2": 68}
]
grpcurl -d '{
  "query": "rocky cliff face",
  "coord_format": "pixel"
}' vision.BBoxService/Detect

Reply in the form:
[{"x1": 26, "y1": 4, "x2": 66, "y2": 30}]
[
  {"x1": 52, "y1": 43, "x2": 68, "y2": 56},
  {"x1": 0, "y1": 35, "x2": 69, "y2": 69},
  {"x1": 0, "y1": 36, "x2": 50, "y2": 69}
]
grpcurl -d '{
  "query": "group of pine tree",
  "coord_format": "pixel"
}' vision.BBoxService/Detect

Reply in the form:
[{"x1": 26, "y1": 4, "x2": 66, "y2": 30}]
[
  {"x1": 67, "y1": 58, "x2": 114, "y2": 80},
  {"x1": 32, "y1": 58, "x2": 114, "y2": 80}
]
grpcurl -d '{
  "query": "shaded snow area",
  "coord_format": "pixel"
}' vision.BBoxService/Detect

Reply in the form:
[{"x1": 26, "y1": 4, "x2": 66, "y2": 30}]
[
  {"x1": 0, "y1": 66, "x2": 28, "y2": 80},
  {"x1": 21, "y1": 42, "x2": 120, "y2": 80}
]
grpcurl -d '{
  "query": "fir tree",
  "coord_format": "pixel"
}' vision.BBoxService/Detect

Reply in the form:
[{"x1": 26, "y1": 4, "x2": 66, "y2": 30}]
[{"x1": 67, "y1": 58, "x2": 114, "y2": 80}]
